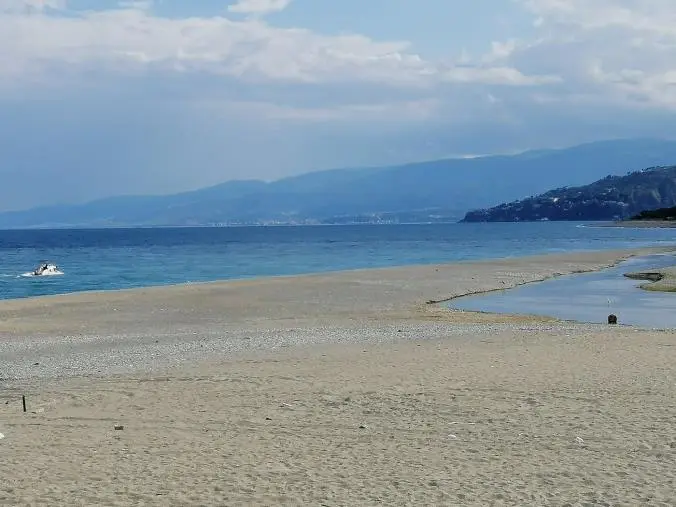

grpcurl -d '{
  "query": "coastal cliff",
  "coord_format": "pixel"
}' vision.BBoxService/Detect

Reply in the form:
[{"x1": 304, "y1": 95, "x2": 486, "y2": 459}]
[{"x1": 461, "y1": 166, "x2": 676, "y2": 222}]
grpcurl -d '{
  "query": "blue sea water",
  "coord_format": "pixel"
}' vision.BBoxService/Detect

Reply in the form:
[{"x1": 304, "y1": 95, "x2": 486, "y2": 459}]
[{"x1": 0, "y1": 222, "x2": 674, "y2": 301}]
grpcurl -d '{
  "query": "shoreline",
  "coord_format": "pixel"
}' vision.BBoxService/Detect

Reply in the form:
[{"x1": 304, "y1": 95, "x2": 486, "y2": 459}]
[
  {"x1": 2, "y1": 244, "x2": 673, "y2": 306},
  {"x1": 0, "y1": 245, "x2": 667, "y2": 312}
]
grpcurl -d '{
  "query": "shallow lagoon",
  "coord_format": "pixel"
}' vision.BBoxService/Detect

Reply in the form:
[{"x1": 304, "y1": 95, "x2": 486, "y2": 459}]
[{"x1": 450, "y1": 253, "x2": 676, "y2": 328}]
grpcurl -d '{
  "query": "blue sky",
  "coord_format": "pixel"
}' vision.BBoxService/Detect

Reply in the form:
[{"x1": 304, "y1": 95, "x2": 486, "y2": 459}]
[{"x1": 1, "y1": 0, "x2": 676, "y2": 211}]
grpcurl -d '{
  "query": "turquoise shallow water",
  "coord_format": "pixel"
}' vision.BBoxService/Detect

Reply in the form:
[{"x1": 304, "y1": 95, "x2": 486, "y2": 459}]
[
  {"x1": 0, "y1": 222, "x2": 674, "y2": 300},
  {"x1": 450, "y1": 253, "x2": 676, "y2": 328}
]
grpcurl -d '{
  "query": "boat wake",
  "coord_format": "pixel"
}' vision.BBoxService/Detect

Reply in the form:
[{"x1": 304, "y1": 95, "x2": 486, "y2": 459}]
[{"x1": 20, "y1": 270, "x2": 64, "y2": 278}]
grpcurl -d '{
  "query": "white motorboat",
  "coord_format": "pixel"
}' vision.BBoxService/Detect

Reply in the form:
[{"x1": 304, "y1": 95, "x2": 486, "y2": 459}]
[{"x1": 29, "y1": 262, "x2": 64, "y2": 277}]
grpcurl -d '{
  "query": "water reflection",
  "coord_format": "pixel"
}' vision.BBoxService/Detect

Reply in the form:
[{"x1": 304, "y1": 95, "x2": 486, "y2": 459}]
[{"x1": 450, "y1": 254, "x2": 676, "y2": 328}]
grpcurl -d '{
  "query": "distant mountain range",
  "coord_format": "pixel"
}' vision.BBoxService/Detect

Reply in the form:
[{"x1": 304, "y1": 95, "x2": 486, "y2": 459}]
[
  {"x1": 4, "y1": 138, "x2": 676, "y2": 228},
  {"x1": 461, "y1": 166, "x2": 676, "y2": 222}
]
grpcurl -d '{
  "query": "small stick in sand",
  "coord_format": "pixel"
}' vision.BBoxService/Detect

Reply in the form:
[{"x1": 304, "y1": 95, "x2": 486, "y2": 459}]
[{"x1": 22, "y1": 395, "x2": 26, "y2": 413}]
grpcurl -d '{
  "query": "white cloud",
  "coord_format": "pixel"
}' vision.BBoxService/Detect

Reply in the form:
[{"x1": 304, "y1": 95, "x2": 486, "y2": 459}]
[
  {"x1": 510, "y1": 0, "x2": 676, "y2": 109},
  {"x1": 0, "y1": 1, "x2": 555, "y2": 96},
  {"x1": 521, "y1": 0, "x2": 676, "y2": 34},
  {"x1": 443, "y1": 65, "x2": 559, "y2": 86},
  {"x1": 7, "y1": 0, "x2": 676, "y2": 127},
  {"x1": 0, "y1": 8, "x2": 416, "y2": 86},
  {"x1": 227, "y1": 0, "x2": 292, "y2": 16}
]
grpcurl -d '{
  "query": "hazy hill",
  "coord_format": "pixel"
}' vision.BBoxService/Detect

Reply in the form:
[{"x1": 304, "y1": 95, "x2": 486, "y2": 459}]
[
  {"x1": 3, "y1": 138, "x2": 676, "y2": 228},
  {"x1": 461, "y1": 166, "x2": 676, "y2": 222}
]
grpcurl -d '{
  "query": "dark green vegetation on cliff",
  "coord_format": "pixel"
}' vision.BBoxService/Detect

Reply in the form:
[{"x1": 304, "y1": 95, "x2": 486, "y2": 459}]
[
  {"x1": 461, "y1": 166, "x2": 676, "y2": 223},
  {"x1": 4, "y1": 138, "x2": 676, "y2": 228},
  {"x1": 631, "y1": 206, "x2": 676, "y2": 221}
]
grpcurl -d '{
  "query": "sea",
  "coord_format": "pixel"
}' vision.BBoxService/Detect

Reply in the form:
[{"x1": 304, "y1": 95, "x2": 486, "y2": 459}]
[{"x1": 0, "y1": 222, "x2": 674, "y2": 301}]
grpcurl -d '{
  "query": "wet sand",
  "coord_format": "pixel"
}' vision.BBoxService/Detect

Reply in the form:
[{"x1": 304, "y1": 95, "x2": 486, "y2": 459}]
[{"x1": 1, "y1": 247, "x2": 675, "y2": 506}]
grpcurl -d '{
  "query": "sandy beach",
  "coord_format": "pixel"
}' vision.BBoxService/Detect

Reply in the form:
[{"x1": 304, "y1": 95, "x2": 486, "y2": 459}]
[{"x1": 1, "y1": 247, "x2": 675, "y2": 506}]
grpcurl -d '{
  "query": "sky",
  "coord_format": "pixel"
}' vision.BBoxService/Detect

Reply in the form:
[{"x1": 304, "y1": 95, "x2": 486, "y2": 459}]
[{"x1": 3, "y1": 0, "x2": 676, "y2": 211}]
